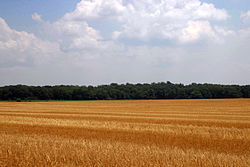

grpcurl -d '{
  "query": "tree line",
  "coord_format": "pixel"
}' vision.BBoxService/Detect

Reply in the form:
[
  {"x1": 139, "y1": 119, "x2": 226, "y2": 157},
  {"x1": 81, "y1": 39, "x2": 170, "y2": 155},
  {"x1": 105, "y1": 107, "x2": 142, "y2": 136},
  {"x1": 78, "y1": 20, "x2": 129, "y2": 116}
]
[{"x1": 0, "y1": 82, "x2": 250, "y2": 101}]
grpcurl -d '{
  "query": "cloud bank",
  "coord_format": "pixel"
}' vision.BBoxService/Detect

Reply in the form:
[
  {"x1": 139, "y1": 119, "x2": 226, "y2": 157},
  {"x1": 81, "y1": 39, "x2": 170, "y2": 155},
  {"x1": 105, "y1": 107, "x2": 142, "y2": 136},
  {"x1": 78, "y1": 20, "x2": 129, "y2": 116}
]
[{"x1": 0, "y1": 0, "x2": 250, "y2": 85}]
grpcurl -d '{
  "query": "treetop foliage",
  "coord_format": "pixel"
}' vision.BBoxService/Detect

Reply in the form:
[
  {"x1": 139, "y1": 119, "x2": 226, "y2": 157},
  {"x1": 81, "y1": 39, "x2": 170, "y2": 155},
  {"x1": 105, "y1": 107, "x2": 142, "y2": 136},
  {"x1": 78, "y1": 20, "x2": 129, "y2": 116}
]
[{"x1": 0, "y1": 82, "x2": 249, "y2": 101}]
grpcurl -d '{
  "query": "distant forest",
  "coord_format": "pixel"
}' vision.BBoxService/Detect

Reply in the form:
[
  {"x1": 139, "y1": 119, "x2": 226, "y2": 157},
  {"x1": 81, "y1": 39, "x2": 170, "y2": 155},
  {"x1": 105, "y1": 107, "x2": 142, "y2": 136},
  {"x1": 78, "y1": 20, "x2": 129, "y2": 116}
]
[{"x1": 0, "y1": 82, "x2": 250, "y2": 101}]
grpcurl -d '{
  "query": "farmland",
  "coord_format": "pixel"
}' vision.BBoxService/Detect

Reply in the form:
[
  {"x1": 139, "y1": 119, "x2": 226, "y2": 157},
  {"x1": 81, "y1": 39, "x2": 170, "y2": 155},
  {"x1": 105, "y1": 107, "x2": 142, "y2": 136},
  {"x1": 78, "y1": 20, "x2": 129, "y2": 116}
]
[{"x1": 0, "y1": 99, "x2": 250, "y2": 167}]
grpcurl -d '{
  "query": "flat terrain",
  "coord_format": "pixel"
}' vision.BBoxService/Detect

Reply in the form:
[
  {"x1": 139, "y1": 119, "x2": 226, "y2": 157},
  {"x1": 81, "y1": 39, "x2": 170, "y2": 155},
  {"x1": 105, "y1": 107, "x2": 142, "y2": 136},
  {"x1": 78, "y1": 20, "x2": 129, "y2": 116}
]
[{"x1": 0, "y1": 99, "x2": 250, "y2": 167}]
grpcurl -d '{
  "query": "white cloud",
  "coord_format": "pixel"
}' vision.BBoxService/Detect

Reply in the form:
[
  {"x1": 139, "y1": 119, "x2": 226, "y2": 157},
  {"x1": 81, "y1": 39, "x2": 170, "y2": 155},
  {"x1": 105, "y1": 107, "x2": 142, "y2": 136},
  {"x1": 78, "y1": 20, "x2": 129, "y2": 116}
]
[
  {"x1": 52, "y1": 18, "x2": 102, "y2": 52},
  {"x1": 0, "y1": 17, "x2": 61, "y2": 68},
  {"x1": 192, "y1": 2, "x2": 229, "y2": 21},
  {"x1": 241, "y1": 10, "x2": 250, "y2": 23},
  {"x1": 31, "y1": 0, "x2": 231, "y2": 55},
  {"x1": 62, "y1": 0, "x2": 229, "y2": 42},
  {"x1": 63, "y1": 0, "x2": 126, "y2": 20},
  {"x1": 69, "y1": 0, "x2": 229, "y2": 21},
  {"x1": 180, "y1": 21, "x2": 235, "y2": 43},
  {"x1": 180, "y1": 20, "x2": 215, "y2": 42},
  {"x1": 214, "y1": 26, "x2": 235, "y2": 37},
  {"x1": 2, "y1": 1, "x2": 250, "y2": 86},
  {"x1": 32, "y1": 13, "x2": 42, "y2": 22},
  {"x1": 36, "y1": 12, "x2": 106, "y2": 54}
]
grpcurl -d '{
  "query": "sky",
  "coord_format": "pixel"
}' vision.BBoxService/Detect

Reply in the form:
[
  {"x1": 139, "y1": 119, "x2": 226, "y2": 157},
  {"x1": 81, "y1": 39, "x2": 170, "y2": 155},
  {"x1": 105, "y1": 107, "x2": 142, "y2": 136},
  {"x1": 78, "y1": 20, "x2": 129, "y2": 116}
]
[{"x1": 0, "y1": 0, "x2": 250, "y2": 86}]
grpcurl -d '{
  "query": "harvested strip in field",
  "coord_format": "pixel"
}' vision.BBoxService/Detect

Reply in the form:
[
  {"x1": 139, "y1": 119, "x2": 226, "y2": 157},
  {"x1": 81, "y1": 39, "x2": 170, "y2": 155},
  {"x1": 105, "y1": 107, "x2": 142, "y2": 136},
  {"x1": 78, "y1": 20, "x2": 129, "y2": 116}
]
[{"x1": 0, "y1": 99, "x2": 250, "y2": 167}]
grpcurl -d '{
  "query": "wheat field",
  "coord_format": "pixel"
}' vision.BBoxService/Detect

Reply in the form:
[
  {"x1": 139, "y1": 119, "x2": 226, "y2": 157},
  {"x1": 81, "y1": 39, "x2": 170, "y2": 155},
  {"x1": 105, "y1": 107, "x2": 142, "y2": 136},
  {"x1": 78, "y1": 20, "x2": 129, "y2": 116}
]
[{"x1": 0, "y1": 99, "x2": 249, "y2": 167}]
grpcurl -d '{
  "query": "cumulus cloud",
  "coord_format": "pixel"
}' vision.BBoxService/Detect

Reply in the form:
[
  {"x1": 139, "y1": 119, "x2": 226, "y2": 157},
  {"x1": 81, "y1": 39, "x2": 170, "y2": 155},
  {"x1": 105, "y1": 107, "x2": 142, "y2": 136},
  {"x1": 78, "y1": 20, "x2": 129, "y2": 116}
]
[
  {"x1": 52, "y1": 19, "x2": 102, "y2": 52},
  {"x1": 241, "y1": 10, "x2": 250, "y2": 23},
  {"x1": 180, "y1": 20, "x2": 215, "y2": 42},
  {"x1": 33, "y1": 0, "x2": 232, "y2": 56},
  {"x1": 63, "y1": 0, "x2": 126, "y2": 20},
  {"x1": 32, "y1": 13, "x2": 43, "y2": 22},
  {"x1": 180, "y1": 21, "x2": 235, "y2": 43},
  {"x1": 36, "y1": 12, "x2": 106, "y2": 55},
  {"x1": 61, "y1": 0, "x2": 229, "y2": 43},
  {"x1": 68, "y1": 0, "x2": 229, "y2": 21},
  {"x1": 1, "y1": 0, "x2": 250, "y2": 85},
  {"x1": 0, "y1": 17, "x2": 61, "y2": 68}
]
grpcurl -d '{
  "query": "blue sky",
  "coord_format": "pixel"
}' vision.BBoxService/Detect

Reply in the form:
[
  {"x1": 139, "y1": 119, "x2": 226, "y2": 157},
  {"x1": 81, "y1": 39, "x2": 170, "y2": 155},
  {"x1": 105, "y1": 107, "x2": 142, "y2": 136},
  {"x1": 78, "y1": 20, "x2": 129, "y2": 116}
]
[
  {"x1": 0, "y1": 0, "x2": 79, "y2": 32},
  {"x1": 0, "y1": 0, "x2": 250, "y2": 85}
]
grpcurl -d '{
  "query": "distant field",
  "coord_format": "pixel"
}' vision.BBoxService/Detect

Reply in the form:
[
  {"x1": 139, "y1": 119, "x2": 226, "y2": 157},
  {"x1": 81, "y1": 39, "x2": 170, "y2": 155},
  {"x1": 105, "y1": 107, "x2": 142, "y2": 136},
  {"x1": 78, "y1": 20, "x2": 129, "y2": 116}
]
[{"x1": 0, "y1": 99, "x2": 250, "y2": 167}]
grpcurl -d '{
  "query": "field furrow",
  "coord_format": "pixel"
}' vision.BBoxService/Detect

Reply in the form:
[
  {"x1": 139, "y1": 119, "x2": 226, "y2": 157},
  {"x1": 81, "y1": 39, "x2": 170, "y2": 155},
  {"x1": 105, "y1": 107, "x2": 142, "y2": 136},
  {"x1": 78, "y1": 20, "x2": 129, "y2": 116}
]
[{"x1": 0, "y1": 99, "x2": 250, "y2": 166}]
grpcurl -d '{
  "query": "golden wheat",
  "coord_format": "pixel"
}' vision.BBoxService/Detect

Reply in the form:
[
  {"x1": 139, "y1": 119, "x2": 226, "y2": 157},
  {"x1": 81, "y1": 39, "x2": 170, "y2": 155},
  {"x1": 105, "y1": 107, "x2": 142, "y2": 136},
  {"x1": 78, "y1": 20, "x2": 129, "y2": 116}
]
[{"x1": 0, "y1": 99, "x2": 250, "y2": 167}]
